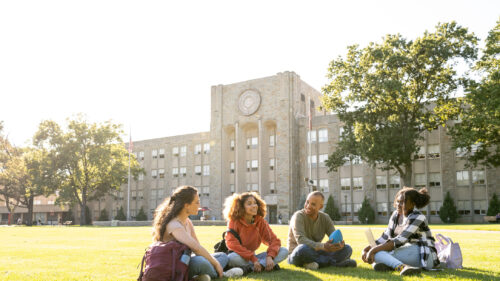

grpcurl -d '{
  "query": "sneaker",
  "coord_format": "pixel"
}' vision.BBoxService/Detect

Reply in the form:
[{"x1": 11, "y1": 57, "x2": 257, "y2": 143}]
[
  {"x1": 398, "y1": 264, "x2": 421, "y2": 276},
  {"x1": 193, "y1": 274, "x2": 211, "y2": 281},
  {"x1": 240, "y1": 264, "x2": 253, "y2": 275},
  {"x1": 335, "y1": 259, "x2": 357, "y2": 267},
  {"x1": 273, "y1": 264, "x2": 281, "y2": 271},
  {"x1": 373, "y1": 263, "x2": 392, "y2": 271},
  {"x1": 223, "y1": 267, "x2": 244, "y2": 278},
  {"x1": 303, "y1": 262, "x2": 319, "y2": 270}
]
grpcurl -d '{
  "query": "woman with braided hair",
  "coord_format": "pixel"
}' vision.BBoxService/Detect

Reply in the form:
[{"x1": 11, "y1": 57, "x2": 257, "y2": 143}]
[{"x1": 152, "y1": 185, "x2": 243, "y2": 281}]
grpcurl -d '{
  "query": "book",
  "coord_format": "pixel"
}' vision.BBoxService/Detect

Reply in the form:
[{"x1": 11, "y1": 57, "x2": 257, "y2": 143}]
[{"x1": 365, "y1": 228, "x2": 376, "y2": 247}]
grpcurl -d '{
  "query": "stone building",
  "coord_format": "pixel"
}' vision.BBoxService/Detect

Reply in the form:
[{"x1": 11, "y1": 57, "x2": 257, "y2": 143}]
[{"x1": 93, "y1": 71, "x2": 499, "y2": 224}]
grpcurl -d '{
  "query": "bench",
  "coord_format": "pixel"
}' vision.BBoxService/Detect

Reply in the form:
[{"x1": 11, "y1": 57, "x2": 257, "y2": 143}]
[
  {"x1": 483, "y1": 216, "x2": 497, "y2": 223},
  {"x1": 63, "y1": 221, "x2": 73, "y2": 225}
]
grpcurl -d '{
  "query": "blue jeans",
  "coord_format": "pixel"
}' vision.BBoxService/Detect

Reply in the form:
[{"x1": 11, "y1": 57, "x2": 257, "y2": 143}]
[
  {"x1": 227, "y1": 247, "x2": 289, "y2": 268},
  {"x1": 188, "y1": 252, "x2": 228, "y2": 279},
  {"x1": 288, "y1": 244, "x2": 353, "y2": 268},
  {"x1": 374, "y1": 243, "x2": 434, "y2": 269}
]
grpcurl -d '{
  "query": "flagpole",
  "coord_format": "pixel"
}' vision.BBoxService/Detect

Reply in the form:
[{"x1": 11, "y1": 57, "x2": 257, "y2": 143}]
[
  {"x1": 308, "y1": 97, "x2": 312, "y2": 191},
  {"x1": 127, "y1": 128, "x2": 131, "y2": 221}
]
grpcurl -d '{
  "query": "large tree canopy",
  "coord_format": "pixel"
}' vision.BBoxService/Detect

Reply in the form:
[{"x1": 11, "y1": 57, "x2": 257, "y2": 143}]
[
  {"x1": 321, "y1": 22, "x2": 478, "y2": 186},
  {"x1": 33, "y1": 115, "x2": 143, "y2": 225},
  {"x1": 449, "y1": 19, "x2": 500, "y2": 168}
]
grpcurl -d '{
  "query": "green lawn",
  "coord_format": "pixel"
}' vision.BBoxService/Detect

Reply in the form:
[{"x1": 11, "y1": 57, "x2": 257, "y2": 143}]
[{"x1": 1, "y1": 225, "x2": 499, "y2": 280}]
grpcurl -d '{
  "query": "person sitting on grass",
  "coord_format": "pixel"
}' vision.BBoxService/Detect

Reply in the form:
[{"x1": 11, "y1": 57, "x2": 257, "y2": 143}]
[
  {"x1": 361, "y1": 187, "x2": 440, "y2": 276},
  {"x1": 287, "y1": 191, "x2": 356, "y2": 270},
  {"x1": 223, "y1": 192, "x2": 289, "y2": 273},
  {"x1": 152, "y1": 185, "x2": 243, "y2": 281}
]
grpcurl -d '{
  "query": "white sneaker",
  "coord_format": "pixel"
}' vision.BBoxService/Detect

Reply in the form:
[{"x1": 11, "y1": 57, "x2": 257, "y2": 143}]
[
  {"x1": 193, "y1": 274, "x2": 211, "y2": 281},
  {"x1": 223, "y1": 267, "x2": 244, "y2": 277},
  {"x1": 303, "y1": 262, "x2": 319, "y2": 270}
]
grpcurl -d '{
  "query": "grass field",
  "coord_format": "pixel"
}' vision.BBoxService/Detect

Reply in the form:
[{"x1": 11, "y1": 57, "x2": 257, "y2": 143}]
[{"x1": 1, "y1": 224, "x2": 499, "y2": 280}]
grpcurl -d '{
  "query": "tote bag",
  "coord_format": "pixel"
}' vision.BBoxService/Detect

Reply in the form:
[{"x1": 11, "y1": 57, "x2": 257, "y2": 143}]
[{"x1": 434, "y1": 233, "x2": 463, "y2": 269}]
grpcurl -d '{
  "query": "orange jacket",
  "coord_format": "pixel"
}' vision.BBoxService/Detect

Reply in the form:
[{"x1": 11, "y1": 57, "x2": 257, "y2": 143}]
[{"x1": 225, "y1": 216, "x2": 281, "y2": 263}]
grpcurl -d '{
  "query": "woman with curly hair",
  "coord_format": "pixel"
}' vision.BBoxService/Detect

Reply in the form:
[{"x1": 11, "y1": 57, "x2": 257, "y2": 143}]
[
  {"x1": 361, "y1": 187, "x2": 440, "y2": 276},
  {"x1": 152, "y1": 186, "x2": 243, "y2": 281},
  {"x1": 223, "y1": 192, "x2": 288, "y2": 272}
]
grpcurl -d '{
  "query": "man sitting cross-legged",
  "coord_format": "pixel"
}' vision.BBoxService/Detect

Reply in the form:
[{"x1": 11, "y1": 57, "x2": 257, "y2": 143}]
[{"x1": 287, "y1": 191, "x2": 356, "y2": 270}]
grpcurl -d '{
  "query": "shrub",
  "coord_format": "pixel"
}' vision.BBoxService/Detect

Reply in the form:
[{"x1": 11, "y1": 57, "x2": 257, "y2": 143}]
[
  {"x1": 114, "y1": 206, "x2": 126, "y2": 220},
  {"x1": 324, "y1": 195, "x2": 341, "y2": 221},
  {"x1": 439, "y1": 191, "x2": 459, "y2": 223},
  {"x1": 358, "y1": 197, "x2": 375, "y2": 224},
  {"x1": 136, "y1": 206, "x2": 148, "y2": 221},
  {"x1": 98, "y1": 208, "x2": 109, "y2": 221},
  {"x1": 487, "y1": 193, "x2": 500, "y2": 216}
]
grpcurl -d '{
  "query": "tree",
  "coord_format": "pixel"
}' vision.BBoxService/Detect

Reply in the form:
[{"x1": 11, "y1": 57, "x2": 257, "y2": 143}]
[
  {"x1": 32, "y1": 115, "x2": 143, "y2": 225},
  {"x1": 450, "y1": 19, "x2": 500, "y2": 167},
  {"x1": 98, "y1": 208, "x2": 109, "y2": 221},
  {"x1": 487, "y1": 193, "x2": 500, "y2": 216},
  {"x1": 439, "y1": 191, "x2": 459, "y2": 223},
  {"x1": 322, "y1": 22, "x2": 478, "y2": 186},
  {"x1": 357, "y1": 197, "x2": 375, "y2": 224},
  {"x1": 114, "y1": 206, "x2": 126, "y2": 220},
  {"x1": 85, "y1": 205, "x2": 92, "y2": 225},
  {"x1": 136, "y1": 206, "x2": 148, "y2": 221},
  {"x1": 0, "y1": 125, "x2": 23, "y2": 225},
  {"x1": 324, "y1": 195, "x2": 341, "y2": 221}
]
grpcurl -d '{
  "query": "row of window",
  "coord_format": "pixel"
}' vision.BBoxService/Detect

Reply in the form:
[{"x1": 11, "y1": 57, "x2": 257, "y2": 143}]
[
  {"x1": 227, "y1": 183, "x2": 277, "y2": 194},
  {"x1": 134, "y1": 143, "x2": 211, "y2": 160},
  {"x1": 229, "y1": 135, "x2": 276, "y2": 151},
  {"x1": 145, "y1": 166, "x2": 211, "y2": 179},
  {"x1": 227, "y1": 159, "x2": 276, "y2": 173}
]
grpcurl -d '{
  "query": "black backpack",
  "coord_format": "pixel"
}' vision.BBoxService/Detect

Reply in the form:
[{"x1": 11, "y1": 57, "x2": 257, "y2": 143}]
[{"x1": 213, "y1": 228, "x2": 241, "y2": 254}]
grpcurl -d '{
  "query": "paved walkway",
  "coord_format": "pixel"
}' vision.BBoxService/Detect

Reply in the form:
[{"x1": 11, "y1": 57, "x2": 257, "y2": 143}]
[{"x1": 340, "y1": 226, "x2": 500, "y2": 233}]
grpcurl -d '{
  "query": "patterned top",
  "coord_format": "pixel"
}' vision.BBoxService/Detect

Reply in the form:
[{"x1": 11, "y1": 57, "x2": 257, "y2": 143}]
[{"x1": 376, "y1": 209, "x2": 440, "y2": 268}]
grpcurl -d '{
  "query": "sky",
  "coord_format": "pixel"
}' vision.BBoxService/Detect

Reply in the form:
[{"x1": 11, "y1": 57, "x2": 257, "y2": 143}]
[{"x1": 1, "y1": 0, "x2": 499, "y2": 146}]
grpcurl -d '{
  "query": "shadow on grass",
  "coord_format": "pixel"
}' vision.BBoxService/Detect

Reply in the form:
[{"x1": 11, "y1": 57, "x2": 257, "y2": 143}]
[{"x1": 229, "y1": 268, "x2": 323, "y2": 280}]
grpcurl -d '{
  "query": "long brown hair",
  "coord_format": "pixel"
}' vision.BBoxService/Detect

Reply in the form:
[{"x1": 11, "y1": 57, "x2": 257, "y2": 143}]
[
  {"x1": 152, "y1": 185, "x2": 198, "y2": 241},
  {"x1": 393, "y1": 187, "x2": 431, "y2": 209},
  {"x1": 223, "y1": 192, "x2": 267, "y2": 221}
]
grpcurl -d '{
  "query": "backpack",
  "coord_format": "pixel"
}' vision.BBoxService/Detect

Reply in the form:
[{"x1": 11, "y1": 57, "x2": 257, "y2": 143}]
[
  {"x1": 213, "y1": 228, "x2": 241, "y2": 254},
  {"x1": 138, "y1": 241, "x2": 191, "y2": 281},
  {"x1": 434, "y1": 233, "x2": 463, "y2": 269}
]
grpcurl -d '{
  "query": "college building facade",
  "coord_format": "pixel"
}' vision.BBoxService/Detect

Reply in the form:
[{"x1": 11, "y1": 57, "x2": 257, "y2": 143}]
[{"x1": 91, "y1": 71, "x2": 498, "y2": 224}]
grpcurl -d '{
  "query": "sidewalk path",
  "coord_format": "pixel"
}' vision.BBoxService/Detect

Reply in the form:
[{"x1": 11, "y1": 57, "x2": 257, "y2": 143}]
[{"x1": 340, "y1": 226, "x2": 500, "y2": 234}]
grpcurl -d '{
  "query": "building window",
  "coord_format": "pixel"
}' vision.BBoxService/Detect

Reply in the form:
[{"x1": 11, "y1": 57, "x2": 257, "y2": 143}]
[
  {"x1": 172, "y1": 167, "x2": 179, "y2": 177},
  {"x1": 180, "y1": 146, "x2": 187, "y2": 157},
  {"x1": 429, "y1": 173, "x2": 441, "y2": 187},
  {"x1": 430, "y1": 201, "x2": 442, "y2": 216},
  {"x1": 377, "y1": 203, "x2": 388, "y2": 216},
  {"x1": 269, "y1": 158, "x2": 275, "y2": 170},
  {"x1": 131, "y1": 191, "x2": 136, "y2": 200},
  {"x1": 352, "y1": 155, "x2": 362, "y2": 165},
  {"x1": 270, "y1": 182, "x2": 276, "y2": 194},
  {"x1": 34, "y1": 200, "x2": 42, "y2": 205},
  {"x1": 138, "y1": 191, "x2": 143, "y2": 200},
  {"x1": 230, "y1": 162, "x2": 235, "y2": 173},
  {"x1": 416, "y1": 146, "x2": 425, "y2": 159},
  {"x1": 339, "y1": 127, "x2": 344, "y2": 141},
  {"x1": 376, "y1": 175, "x2": 387, "y2": 189},
  {"x1": 172, "y1": 147, "x2": 179, "y2": 157},
  {"x1": 342, "y1": 155, "x2": 350, "y2": 166},
  {"x1": 152, "y1": 149, "x2": 158, "y2": 159},
  {"x1": 230, "y1": 140, "x2": 235, "y2": 151},
  {"x1": 151, "y1": 169, "x2": 158, "y2": 179},
  {"x1": 341, "y1": 204, "x2": 351, "y2": 217},
  {"x1": 251, "y1": 160, "x2": 258, "y2": 171},
  {"x1": 139, "y1": 151, "x2": 144, "y2": 160},
  {"x1": 472, "y1": 170, "x2": 485, "y2": 185},
  {"x1": 456, "y1": 170, "x2": 469, "y2": 186},
  {"x1": 474, "y1": 200, "x2": 487, "y2": 215},
  {"x1": 428, "y1": 144, "x2": 440, "y2": 159},
  {"x1": 353, "y1": 177, "x2": 363, "y2": 190},
  {"x1": 341, "y1": 178, "x2": 350, "y2": 190},
  {"x1": 159, "y1": 169, "x2": 165, "y2": 179},
  {"x1": 195, "y1": 165, "x2": 202, "y2": 176},
  {"x1": 456, "y1": 147, "x2": 467, "y2": 157},
  {"x1": 246, "y1": 161, "x2": 251, "y2": 172},
  {"x1": 269, "y1": 135, "x2": 275, "y2": 147},
  {"x1": 203, "y1": 143, "x2": 210, "y2": 154},
  {"x1": 319, "y1": 154, "x2": 328, "y2": 167},
  {"x1": 202, "y1": 187, "x2": 210, "y2": 196},
  {"x1": 230, "y1": 184, "x2": 235, "y2": 194},
  {"x1": 180, "y1": 167, "x2": 186, "y2": 177},
  {"x1": 319, "y1": 179, "x2": 329, "y2": 193},
  {"x1": 203, "y1": 165, "x2": 210, "y2": 176},
  {"x1": 138, "y1": 173, "x2": 144, "y2": 181},
  {"x1": 353, "y1": 203, "x2": 362, "y2": 216},
  {"x1": 318, "y1": 128, "x2": 328, "y2": 142},
  {"x1": 457, "y1": 200, "x2": 471, "y2": 215},
  {"x1": 308, "y1": 155, "x2": 317, "y2": 168},
  {"x1": 415, "y1": 173, "x2": 426, "y2": 188},
  {"x1": 389, "y1": 175, "x2": 400, "y2": 189},
  {"x1": 194, "y1": 144, "x2": 202, "y2": 155},
  {"x1": 251, "y1": 183, "x2": 258, "y2": 191},
  {"x1": 246, "y1": 137, "x2": 258, "y2": 149},
  {"x1": 307, "y1": 130, "x2": 316, "y2": 143},
  {"x1": 159, "y1": 148, "x2": 165, "y2": 158}
]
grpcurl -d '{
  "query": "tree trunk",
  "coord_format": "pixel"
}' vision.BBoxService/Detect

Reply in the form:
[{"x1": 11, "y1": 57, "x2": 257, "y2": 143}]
[
  {"x1": 27, "y1": 194, "x2": 34, "y2": 226},
  {"x1": 81, "y1": 188, "x2": 87, "y2": 226},
  {"x1": 401, "y1": 162, "x2": 413, "y2": 187}
]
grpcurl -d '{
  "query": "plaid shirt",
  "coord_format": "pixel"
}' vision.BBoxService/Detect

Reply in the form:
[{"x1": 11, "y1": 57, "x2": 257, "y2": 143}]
[{"x1": 376, "y1": 209, "x2": 439, "y2": 268}]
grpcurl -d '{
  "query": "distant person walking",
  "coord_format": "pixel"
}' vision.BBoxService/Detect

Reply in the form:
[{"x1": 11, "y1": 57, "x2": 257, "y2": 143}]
[{"x1": 278, "y1": 213, "x2": 283, "y2": 225}]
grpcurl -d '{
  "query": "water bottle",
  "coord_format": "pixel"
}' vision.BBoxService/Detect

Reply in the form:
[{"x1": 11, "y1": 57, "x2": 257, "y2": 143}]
[{"x1": 180, "y1": 249, "x2": 192, "y2": 265}]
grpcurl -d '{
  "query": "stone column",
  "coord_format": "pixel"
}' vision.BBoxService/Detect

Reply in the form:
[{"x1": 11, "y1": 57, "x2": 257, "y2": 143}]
[
  {"x1": 235, "y1": 121, "x2": 239, "y2": 192},
  {"x1": 258, "y1": 119, "x2": 263, "y2": 194}
]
